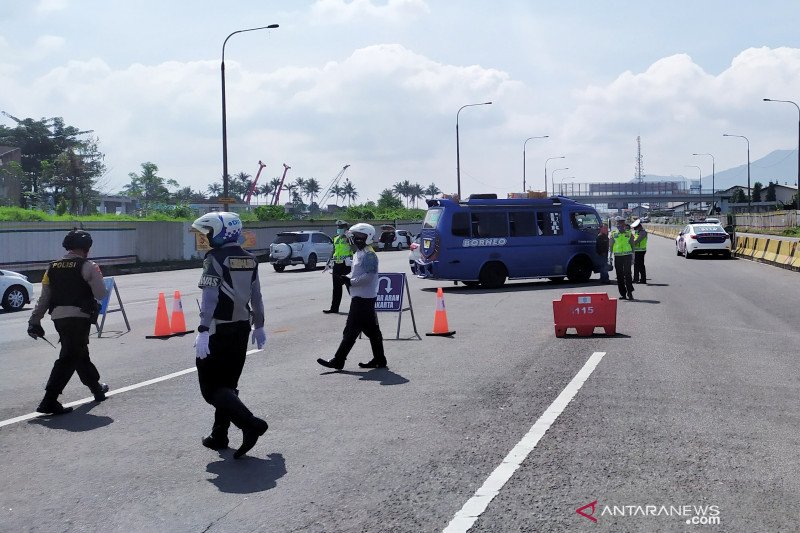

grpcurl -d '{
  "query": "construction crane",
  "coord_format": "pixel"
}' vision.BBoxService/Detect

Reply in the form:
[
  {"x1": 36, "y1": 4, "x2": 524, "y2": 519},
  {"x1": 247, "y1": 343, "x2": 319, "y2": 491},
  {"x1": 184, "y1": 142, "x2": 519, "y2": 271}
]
[
  {"x1": 271, "y1": 163, "x2": 292, "y2": 206},
  {"x1": 244, "y1": 160, "x2": 267, "y2": 205},
  {"x1": 317, "y1": 164, "x2": 350, "y2": 208}
]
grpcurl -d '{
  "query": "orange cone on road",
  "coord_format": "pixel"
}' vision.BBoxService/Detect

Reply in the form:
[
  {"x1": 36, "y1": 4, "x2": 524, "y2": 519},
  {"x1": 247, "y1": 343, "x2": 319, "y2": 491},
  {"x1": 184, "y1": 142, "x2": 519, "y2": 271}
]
[
  {"x1": 169, "y1": 290, "x2": 194, "y2": 336},
  {"x1": 426, "y1": 287, "x2": 456, "y2": 337},
  {"x1": 145, "y1": 292, "x2": 173, "y2": 339}
]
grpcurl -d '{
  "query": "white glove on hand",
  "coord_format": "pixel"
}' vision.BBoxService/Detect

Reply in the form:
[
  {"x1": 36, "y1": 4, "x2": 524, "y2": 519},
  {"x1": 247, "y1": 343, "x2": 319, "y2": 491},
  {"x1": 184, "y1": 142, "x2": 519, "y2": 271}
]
[
  {"x1": 251, "y1": 327, "x2": 267, "y2": 349},
  {"x1": 194, "y1": 331, "x2": 210, "y2": 359}
]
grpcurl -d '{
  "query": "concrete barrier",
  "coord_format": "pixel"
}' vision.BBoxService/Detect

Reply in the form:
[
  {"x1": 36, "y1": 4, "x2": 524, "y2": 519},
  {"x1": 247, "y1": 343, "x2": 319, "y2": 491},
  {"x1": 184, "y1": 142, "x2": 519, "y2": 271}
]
[
  {"x1": 763, "y1": 239, "x2": 780, "y2": 263},
  {"x1": 776, "y1": 241, "x2": 795, "y2": 268}
]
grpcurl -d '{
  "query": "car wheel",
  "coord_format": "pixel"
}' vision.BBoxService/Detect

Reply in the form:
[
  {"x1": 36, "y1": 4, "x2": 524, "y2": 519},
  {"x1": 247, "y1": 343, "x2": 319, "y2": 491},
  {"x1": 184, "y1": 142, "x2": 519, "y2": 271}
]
[
  {"x1": 724, "y1": 251, "x2": 732, "y2": 259},
  {"x1": 272, "y1": 264, "x2": 286, "y2": 272},
  {"x1": 2, "y1": 285, "x2": 27, "y2": 311},
  {"x1": 410, "y1": 262, "x2": 418, "y2": 275},
  {"x1": 676, "y1": 245, "x2": 681, "y2": 256},
  {"x1": 478, "y1": 262, "x2": 507, "y2": 289},
  {"x1": 305, "y1": 253, "x2": 317, "y2": 271},
  {"x1": 567, "y1": 256, "x2": 593, "y2": 283},
  {"x1": 684, "y1": 247, "x2": 692, "y2": 259}
]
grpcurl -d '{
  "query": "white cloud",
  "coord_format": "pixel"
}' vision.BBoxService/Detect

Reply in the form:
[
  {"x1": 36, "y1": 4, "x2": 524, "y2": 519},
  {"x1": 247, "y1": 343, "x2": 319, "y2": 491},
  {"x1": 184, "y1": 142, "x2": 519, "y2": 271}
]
[
  {"x1": 36, "y1": 0, "x2": 68, "y2": 15},
  {"x1": 310, "y1": 0, "x2": 430, "y2": 24},
  {"x1": 31, "y1": 35, "x2": 65, "y2": 60}
]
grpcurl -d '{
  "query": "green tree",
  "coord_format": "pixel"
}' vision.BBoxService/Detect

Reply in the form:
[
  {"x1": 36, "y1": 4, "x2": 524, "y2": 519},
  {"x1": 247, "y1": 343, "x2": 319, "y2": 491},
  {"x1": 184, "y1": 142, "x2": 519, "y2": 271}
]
[
  {"x1": 408, "y1": 183, "x2": 425, "y2": 208},
  {"x1": 206, "y1": 182, "x2": 222, "y2": 197},
  {"x1": 765, "y1": 181, "x2": 777, "y2": 202},
  {"x1": 122, "y1": 162, "x2": 178, "y2": 216},
  {"x1": 253, "y1": 204, "x2": 290, "y2": 220},
  {"x1": 752, "y1": 182, "x2": 763, "y2": 203},
  {"x1": 268, "y1": 177, "x2": 282, "y2": 205},
  {"x1": 392, "y1": 180, "x2": 412, "y2": 207},
  {"x1": 330, "y1": 184, "x2": 344, "y2": 206},
  {"x1": 424, "y1": 183, "x2": 442, "y2": 199},
  {"x1": 303, "y1": 178, "x2": 321, "y2": 204},
  {"x1": 342, "y1": 179, "x2": 358, "y2": 206},
  {"x1": 377, "y1": 188, "x2": 403, "y2": 210},
  {"x1": 730, "y1": 188, "x2": 747, "y2": 204}
]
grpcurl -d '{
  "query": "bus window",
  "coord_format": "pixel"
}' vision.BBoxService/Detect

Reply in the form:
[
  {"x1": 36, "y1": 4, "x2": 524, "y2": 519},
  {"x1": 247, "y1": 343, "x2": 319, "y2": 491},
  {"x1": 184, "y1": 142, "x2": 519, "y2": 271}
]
[
  {"x1": 452, "y1": 212, "x2": 469, "y2": 237},
  {"x1": 570, "y1": 211, "x2": 601, "y2": 230},
  {"x1": 423, "y1": 208, "x2": 443, "y2": 229},
  {"x1": 509, "y1": 211, "x2": 537, "y2": 236},
  {"x1": 537, "y1": 211, "x2": 562, "y2": 236},
  {"x1": 470, "y1": 211, "x2": 508, "y2": 237}
]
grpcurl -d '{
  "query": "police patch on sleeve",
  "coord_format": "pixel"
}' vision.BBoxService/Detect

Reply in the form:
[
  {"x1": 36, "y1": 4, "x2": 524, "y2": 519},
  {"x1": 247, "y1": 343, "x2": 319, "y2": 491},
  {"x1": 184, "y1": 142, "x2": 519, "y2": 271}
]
[{"x1": 198, "y1": 274, "x2": 220, "y2": 288}]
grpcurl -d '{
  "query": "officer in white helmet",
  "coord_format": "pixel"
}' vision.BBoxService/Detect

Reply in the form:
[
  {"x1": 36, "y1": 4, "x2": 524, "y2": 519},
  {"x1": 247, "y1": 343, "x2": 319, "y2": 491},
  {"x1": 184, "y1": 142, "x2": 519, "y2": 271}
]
[
  {"x1": 317, "y1": 222, "x2": 387, "y2": 370},
  {"x1": 191, "y1": 211, "x2": 268, "y2": 459}
]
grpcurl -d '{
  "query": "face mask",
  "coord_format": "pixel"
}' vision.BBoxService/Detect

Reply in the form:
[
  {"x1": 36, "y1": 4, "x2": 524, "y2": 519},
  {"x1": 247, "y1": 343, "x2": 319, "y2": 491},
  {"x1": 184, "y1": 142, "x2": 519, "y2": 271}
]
[
  {"x1": 337, "y1": 228, "x2": 345, "y2": 235},
  {"x1": 350, "y1": 236, "x2": 368, "y2": 249}
]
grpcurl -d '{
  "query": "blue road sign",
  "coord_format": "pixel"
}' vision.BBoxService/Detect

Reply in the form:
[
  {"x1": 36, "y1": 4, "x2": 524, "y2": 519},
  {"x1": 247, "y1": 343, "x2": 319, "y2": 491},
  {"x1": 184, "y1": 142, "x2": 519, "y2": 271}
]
[{"x1": 375, "y1": 273, "x2": 405, "y2": 312}]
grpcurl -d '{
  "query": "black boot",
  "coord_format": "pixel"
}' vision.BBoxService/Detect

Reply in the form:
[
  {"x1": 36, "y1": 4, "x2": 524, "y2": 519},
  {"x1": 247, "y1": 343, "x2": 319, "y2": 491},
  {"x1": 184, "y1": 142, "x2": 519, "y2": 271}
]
[
  {"x1": 202, "y1": 410, "x2": 231, "y2": 450},
  {"x1": 92, "y1": 382, "x2": 109, "y2": 402},
  {"x1": 36, "y1": 391, "x2": 72, "y2": 415},
  {"x1": 202, "y1": 434, "x2": 229, "y2": 450},
  {"x1": 358, "y1": 359, "x2": 387, "y2": 369},
  {"x1": 234, "y1": 417, "x2": 269, "y2": 459},
  {"x1": 317, "y1": 357, "x2": 344, "y2": 370}
]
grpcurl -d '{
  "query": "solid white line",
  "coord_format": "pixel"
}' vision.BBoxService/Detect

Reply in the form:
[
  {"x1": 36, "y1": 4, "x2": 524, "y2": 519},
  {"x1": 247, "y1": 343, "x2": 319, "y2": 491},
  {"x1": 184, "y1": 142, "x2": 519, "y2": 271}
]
[
  {"x1": 0, "y1": 348, "x2": 263, "y2": 429},
  {"x1": 442, "y1": 351, "x2": 607, "y2": 533}
]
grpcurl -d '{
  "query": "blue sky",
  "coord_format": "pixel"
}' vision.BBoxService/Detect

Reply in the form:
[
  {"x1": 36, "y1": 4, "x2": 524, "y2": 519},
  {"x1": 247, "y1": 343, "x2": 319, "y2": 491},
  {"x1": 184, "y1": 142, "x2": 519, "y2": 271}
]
[{"x1": 3, "y1": 0, "x2": 800, "y2": 202}]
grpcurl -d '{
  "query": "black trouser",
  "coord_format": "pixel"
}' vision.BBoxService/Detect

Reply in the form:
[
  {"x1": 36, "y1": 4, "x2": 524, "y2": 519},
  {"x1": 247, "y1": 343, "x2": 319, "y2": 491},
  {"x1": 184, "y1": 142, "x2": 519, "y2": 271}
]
[
  {"x1": 614, "y1": 254, "x2": 634, "y2": 297},
  {"x1": 329, "y1": 262, "x2": 351, "y2": 312},
  {"x1": 196, "y1": 321, "x2": 256, "y2": 437},
  {"x1": 333, "y1": 297, "x2": 385, "y2": 363},
  {"x1": 633, "y1": 251, "x2": 646, "y2": 282},
  {"x1": 45, "y1": 317, "x2": 101, "y2": 395}
]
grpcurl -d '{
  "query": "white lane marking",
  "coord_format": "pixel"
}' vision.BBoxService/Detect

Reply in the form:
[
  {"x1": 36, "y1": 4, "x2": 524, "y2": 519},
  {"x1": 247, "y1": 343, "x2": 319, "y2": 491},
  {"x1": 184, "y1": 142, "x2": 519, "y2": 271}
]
[
  {"x1": 0, "y1": 348, "x2": 263, "y2": 429},
  {"x1": 443, "y1": 351, "x2": 606, "y2": 533}
]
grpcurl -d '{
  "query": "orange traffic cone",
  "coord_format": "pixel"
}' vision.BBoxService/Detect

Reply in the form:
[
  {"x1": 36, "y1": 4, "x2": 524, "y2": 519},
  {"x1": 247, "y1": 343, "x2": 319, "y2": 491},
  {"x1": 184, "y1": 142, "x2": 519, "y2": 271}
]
[
  {"x1": 146, "y1": 292, "x2": 173, "y2": 339},
  {"x1": 426, "y1": 287, "x2": 456, "y2": 337},
  {"x1": 170, "y1": 290, "x2": 194, "y2": 336}
]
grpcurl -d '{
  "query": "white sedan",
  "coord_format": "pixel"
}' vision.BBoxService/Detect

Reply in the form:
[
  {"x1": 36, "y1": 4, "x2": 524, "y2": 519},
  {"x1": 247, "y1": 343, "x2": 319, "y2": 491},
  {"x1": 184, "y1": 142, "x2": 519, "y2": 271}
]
[
  {"x1": 676, "y1": 223, "x2": 732, "y2": 259},
  {"x1": 0, "y1": 269, "x2": 35, "y2": 311}
]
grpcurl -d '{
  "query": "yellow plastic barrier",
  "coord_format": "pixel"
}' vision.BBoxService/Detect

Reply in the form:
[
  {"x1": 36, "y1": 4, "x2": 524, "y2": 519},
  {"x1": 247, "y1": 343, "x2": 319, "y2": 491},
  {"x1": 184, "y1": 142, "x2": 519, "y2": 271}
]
[
  {"x1": 763, "y1": 239, "x2": 780, "y2": 263},
  {"x1": 753, "y1": 238, "x2": 769, "y2": 260},
  {"x1": 790, "y1": 242, "x2": 800, "y2": 269},
  {"x1": 776, "y1": 241, "x2": 795, "y2": 267},
  {"x1": 739, "y1": 236, "x2": 756, "y2": 258}
]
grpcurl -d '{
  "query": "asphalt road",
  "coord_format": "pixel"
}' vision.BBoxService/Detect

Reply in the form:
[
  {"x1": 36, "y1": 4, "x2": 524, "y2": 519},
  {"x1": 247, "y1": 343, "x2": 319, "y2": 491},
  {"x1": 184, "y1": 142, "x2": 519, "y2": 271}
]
[{"x1": 0, "y1": 238, "x2": 797, "y2": 532}]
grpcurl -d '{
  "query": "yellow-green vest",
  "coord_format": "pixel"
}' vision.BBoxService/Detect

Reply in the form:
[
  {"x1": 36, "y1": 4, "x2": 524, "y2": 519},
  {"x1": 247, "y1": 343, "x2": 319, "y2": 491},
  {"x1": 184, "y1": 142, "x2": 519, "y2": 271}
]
[
  {"x1": 634, "y1": 230, "x2": 648, "y2": 251},
  {"x1": 611, "y1": 229, "x2": 633, "y2": 255},
  {"x1": 333, "y1": 235, "x2": 352, "y2": 261}
]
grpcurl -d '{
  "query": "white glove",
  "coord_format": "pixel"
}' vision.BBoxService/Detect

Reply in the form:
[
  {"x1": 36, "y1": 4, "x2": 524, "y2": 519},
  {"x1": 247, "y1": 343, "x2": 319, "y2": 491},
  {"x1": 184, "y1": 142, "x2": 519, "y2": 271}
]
[
  {"x1": 251, "y1": 327, "x2": 267, "y2": 349},
  {"x1": 194, "y1": 331, "x2": 210, "y2": 359}
]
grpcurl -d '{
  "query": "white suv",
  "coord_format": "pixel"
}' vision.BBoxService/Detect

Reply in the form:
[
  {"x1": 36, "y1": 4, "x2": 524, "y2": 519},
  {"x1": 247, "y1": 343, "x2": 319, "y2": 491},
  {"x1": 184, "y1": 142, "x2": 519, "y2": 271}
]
[{"x1": 269, "y1": 231, "x2": 334, "y2": 272}]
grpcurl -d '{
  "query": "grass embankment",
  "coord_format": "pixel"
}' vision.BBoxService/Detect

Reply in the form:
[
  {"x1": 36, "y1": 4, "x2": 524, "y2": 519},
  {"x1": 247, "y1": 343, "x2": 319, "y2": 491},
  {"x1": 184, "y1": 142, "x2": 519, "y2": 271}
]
[{"x1": 736, "y1": 226, "x2": 800, "y2": 238}]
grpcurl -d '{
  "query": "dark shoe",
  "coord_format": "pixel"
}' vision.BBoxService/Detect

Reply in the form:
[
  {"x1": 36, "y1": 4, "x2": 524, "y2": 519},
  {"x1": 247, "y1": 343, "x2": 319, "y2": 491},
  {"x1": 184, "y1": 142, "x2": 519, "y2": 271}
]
[
  {"x1": 202, "y1": 434, "x2": 229, "y2": 450},
  {"x1": 628, "y1": 293, "x2": 635, "y2": 300},
  {"x1": 619, "y1": 295, "x2": 627, "y2": 300},
  {"x1": 234, "y1": 418, "x2": 269, "y2": 459},
  {"x1": 358, "y1": 359, "x2": 387, "y2": 369},
  {"x1": 36, "y1": 400, "x2": 73, "y2": 415},
  {"x1": 92, "y1": 383, "x2": 109, "y2": 402},
  {"x1": 317, "y1": 357, "x2": 344, "y2": 370},
  {"x1": 322, "y1": 309, "x2": 338, "y2": 314}
]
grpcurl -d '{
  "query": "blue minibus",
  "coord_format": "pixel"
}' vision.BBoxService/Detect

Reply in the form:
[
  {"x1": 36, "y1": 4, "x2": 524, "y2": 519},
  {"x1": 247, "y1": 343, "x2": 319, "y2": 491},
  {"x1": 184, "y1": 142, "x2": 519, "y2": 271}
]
[{"x1": 415, "y1": 194, "x2": 603, "y2": 288}]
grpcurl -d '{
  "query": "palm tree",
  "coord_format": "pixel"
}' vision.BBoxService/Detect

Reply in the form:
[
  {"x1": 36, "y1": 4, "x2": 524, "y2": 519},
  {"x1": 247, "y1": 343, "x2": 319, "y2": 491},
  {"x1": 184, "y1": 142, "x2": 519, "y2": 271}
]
[
  {"x1": 292, "y1": 177, "x2": 307, "y2": 202},
  {"x1": 303, "y1": 178, "x2": 321, "y2": 205},
  {"x1": 393, "y1": 180, "x2": 413, "y2": 207},
  {"x1": 281, "y1": 183, "x2": 296, "y2": 205},
  {"x1": 342, "y1": 179, "x2": 358, "y2": 206},
  {"x1": 330, "y1": 184, "x2": 344, "y2": 206},
  {"x1": 424, "y1": 183, "x2": 441, "y2": 199},
  {"x1": 259, "y1": 183, "x2": 274, "y2": 206},
  {"x1": 206, "y1": 182, "x2": 222, "y2": 197},
  {"x1": 409, "y1": 183, "x2": 425, "y2": 208},
  {"x1": 268, "y1": 177, "x2": 282, "y2": 204}
]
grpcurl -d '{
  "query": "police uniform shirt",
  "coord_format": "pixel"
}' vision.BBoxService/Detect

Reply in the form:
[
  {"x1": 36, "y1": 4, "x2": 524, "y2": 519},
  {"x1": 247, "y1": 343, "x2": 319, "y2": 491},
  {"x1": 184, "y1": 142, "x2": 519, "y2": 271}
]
[
  {"x1": 198, "y1": 243, "x2": 265, "y2": 332},
  {"x1": 348, "y1": 246, "x2": 379, "y2": 298},
  {"x1": 30, "y1": 253, "x2": 106, "y2": 322}
]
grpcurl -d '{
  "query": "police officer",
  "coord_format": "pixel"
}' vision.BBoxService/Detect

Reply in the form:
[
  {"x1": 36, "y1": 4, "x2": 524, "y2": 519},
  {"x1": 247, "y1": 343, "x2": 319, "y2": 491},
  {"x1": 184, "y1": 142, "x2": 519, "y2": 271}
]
[
  {"x1": 27, "y1": 229, "x2": 109, "y2": 415},
  {"x1": 317, "y1": 223, "x2": 387, "y2": 370},
  {"x1": 191, "y1": 212, "x2": 268, "y2": 459},
  {"x1": 323, "y1": 220, "x2": 352, "y2": 314},
  {"x1": 610, "y1": 216, "x2": 635, "y2": 300},
  {"x1": 631, "y1": 219, "x2": 648, "y2": 284}
]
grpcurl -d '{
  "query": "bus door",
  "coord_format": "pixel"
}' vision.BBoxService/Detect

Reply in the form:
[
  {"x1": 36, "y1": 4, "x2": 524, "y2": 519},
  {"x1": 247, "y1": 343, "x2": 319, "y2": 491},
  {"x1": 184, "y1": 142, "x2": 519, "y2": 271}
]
[
  {"x1": 534, "y1": 209, "x2": 567, "y2": 276},
  {"x1": 568, "y1": 210, "x2": 602, "y2": 270}
]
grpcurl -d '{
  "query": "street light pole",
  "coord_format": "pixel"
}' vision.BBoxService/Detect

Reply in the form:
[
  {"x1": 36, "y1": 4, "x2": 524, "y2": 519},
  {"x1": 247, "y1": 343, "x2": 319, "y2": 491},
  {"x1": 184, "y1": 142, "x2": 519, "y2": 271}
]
[
  {"x1": 559, "y1": 176, "x2": 575, "y2": 196},
  {"x1": 686, "y1": 165, "x2": 702, "y2": 212},
  {"x1": 221, "y1": 24, "x2": 279, "y2": 211},
  {"x1": 456, "y1": 101, "x2": 492, "y2": 200},
  {"x1": 551, "y1": 167, "x2": 569, "y2": 196},
  {"x1": 723, "y1": 133, "x2": 751, "y2": 209},
  {"x1": 763, "y1": 98, "x2": 800, "y2": 214},
  {"x1": 692, "y1": 153, "x2": 715, "y2": 213},
  {"x1": 523, "y1": 135, "x2": 549, "y2": 192},
  {"x1": 544, "y1": 156, "x2": 565, "y2": 196}
]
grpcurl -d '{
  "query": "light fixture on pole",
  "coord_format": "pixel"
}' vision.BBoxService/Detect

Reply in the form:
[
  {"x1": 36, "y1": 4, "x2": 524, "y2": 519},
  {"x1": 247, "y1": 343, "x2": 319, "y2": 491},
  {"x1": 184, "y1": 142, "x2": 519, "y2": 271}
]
[
  {"x1": 723, "y1": 133, "x2": 751, "y2": 209},
  {"x1": 551, "y1": 167, "x2": 569, "y2": 196},
  {"x1": 221, "y1": 23, "x2": 279, "y2": 211},
  {"x1": 523, "y1": 136, "x2": 548, "y2": 193},
  {"x1": 456, "y1": 101, "x2": 492, "y2": 199},
  {"x1": 686, "y1": 165, "x2": 702, "y2": 212},
  {"x1": 544, "y1": 156, "x2": 565, "y2": 196},
  {"x1": 559, "y1": 176, "x2": 575, "y2": 196},
  {"x1": 763, "y1": 98, "x2": 800, "y2": 214},
  {"x1": 692, "y1": 153, "x2": 715, "y2": 213}
]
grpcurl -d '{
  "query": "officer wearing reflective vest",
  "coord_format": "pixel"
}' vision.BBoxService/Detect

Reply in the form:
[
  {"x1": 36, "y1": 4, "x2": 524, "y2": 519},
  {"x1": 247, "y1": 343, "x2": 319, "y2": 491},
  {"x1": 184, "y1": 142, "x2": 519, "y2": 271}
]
[
  {"x1": 192, "y1": 212, "x2": 268, "y2": 459},
  {"x1": 610, "y1": 216, "x2": 635, "y2": 300},
  {"x1": 631, "y1": 218, "x2": 648, "y2": 284},
  {"x1": 27, "y1": 229, "x2": 109, "y2": 415},
  {"x1": 323, "y1": 220, "x2": 352, "y2": 314}
]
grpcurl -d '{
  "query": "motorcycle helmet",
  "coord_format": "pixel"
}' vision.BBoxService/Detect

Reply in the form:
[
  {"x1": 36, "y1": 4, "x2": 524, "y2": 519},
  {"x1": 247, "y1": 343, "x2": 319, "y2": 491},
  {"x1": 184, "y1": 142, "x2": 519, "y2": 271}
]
[
  {"x1": 346, "y1": 222, "x2": 376, "y2": 245},
  {"x1": 62, "y1": 229, "x2": 93, "y2": 252},
  {"x1": 191, "y1": 211, "x2": 242, "y2": 248}
]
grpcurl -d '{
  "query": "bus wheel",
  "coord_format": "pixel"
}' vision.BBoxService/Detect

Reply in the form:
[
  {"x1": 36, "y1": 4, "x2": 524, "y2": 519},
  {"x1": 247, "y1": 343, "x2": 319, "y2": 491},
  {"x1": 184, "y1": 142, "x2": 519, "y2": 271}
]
[
  {"x1": 566, "y1": 256, "x2": 593, "y2": 283},
  {"x1": 548, "y1": 277, "x2": 565, "y2": 283},
  {"x1": 462, "y1": 280, "x2": 480, "y2": 288},
  {"x1": 479, "y1": 262, "x2": 507, "y2": 289}
]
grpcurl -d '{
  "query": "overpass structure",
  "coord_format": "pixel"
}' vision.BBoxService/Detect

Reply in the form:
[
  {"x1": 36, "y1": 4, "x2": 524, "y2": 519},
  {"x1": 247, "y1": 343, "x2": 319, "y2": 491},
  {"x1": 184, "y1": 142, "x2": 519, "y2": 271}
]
[{"x1": 552, "y1": 181, "x2": 732, "y2": 210}]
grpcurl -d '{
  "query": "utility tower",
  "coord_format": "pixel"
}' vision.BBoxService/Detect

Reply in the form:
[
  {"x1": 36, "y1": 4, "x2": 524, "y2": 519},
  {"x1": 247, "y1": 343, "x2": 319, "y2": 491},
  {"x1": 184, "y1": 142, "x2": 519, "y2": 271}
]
[{"x1": 635, "y1": 136, "x2": 644, "y2": 210}]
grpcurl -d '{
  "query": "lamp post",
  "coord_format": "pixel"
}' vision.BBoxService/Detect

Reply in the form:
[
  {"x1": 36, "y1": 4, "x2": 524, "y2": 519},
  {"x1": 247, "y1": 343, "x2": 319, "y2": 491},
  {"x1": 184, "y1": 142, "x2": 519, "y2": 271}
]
[
  {"x1": 544, "y1": 156, "x2": 565, "y2": 196},
  {"x1": 763, "y1": 98, "x2": 800, "y2": 214},
  {"x1": 723, "y1": 133, "x2": 751, "y2": 209},
  {"x1": 221, "y1": 24, "x2": 279, "y2": 211},
  {"x1": 551, "y1": 168, "x2": 569, "y2": 196},
  {"x1": 559, "y1": 176, "x2": 575, "y2": 196},
  {"x1": 523, "y1": 136, "x2": 549, "y2": 192},
  {"x1": 686, "y1": 165, "x2": 702, "y2": 212},
  {"x1": 692, "y1": 153, "x2": 715, "y2": 213},
  {"x1": 456, "y1": 101, "x2": 492, "y2": 199}
]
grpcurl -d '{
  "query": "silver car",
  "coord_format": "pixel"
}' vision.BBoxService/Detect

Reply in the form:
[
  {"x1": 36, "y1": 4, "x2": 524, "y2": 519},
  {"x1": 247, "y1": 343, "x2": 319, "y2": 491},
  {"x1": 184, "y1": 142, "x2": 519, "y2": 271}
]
[
  {"x1": 0, "y1": 269, "x2": 35, "y2": 311},
  {"x1": 269, "y1": 231, "x2": 334, "y2": 272}
]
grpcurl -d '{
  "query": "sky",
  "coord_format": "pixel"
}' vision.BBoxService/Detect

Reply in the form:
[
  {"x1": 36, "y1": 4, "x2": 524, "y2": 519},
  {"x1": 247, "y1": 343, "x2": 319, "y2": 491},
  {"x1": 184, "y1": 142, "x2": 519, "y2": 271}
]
[{"x1": 3, "y1": 0, "x2": 800, "y2": 203}]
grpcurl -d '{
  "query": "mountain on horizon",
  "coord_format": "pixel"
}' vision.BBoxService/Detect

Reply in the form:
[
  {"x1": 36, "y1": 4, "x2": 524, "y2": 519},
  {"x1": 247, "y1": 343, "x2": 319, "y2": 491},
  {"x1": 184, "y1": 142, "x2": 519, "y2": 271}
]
[{"x1": 629, "y1": 149, "x2": 798, "y2": 190}]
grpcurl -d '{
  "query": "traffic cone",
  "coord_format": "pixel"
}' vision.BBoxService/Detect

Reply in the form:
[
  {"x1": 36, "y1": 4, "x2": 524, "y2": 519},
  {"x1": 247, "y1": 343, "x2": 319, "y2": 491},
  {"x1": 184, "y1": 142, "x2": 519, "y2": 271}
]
[
  {"x1": 426, "y1": 287, "x2": 456, "y2": 337},
  {"x1": 145, "y1": 292, "x2": 173, "y2": 339},
  {"x1": 169, "y1": 290, "x2": 194, "y2": 336}
]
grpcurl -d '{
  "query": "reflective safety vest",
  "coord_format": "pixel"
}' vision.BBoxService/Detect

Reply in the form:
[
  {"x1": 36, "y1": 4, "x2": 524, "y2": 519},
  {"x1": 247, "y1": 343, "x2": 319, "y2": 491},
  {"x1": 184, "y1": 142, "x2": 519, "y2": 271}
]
[
  {"x1": 611, "y1": 229, "x2": 633, "y2": 255},
  {"x1": 333, "y1": 235, "x2": 352, "y2": 262},
  {"x1": 634, "y1": 230, "x2": 648, "y2": 251}
]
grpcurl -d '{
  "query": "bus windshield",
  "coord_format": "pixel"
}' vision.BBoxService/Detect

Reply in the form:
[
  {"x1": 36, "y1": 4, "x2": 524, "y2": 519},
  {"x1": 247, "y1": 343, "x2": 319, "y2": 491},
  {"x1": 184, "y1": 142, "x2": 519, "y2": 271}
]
[{"x1": 423, "y1": 208, "x2": 443, "y2": 229}]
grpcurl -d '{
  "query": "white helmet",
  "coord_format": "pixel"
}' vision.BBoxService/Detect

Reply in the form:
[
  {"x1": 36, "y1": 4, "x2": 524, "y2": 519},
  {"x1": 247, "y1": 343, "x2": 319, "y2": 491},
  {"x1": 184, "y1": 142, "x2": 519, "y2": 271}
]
[
  {"x1": 191, "y1": 211, "x2": 242, "y2": 248},
  {"x1": 347, "y1": 222, "x2": 376, "y2": 244}
]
